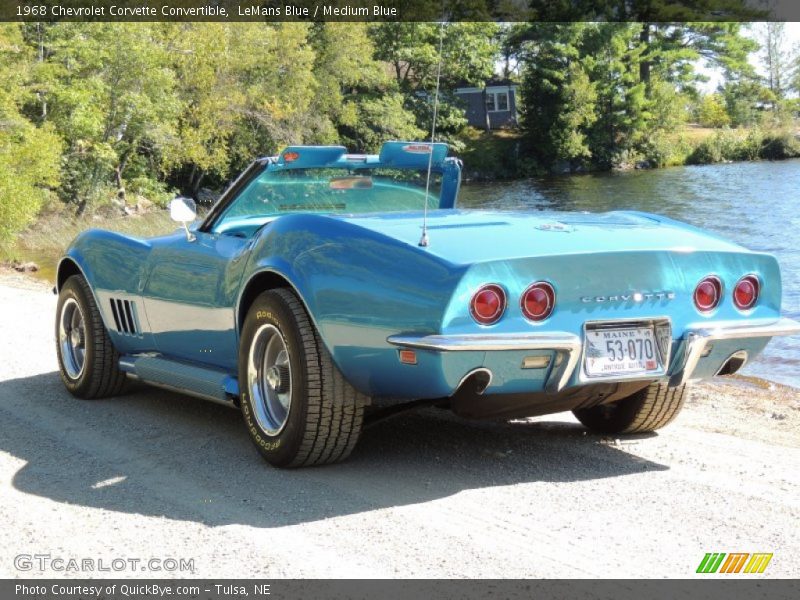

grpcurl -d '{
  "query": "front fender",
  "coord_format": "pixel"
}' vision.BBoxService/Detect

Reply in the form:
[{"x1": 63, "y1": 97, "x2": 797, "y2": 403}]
[
  {"x1": 58, "y1": 229, "x2": 153, "y2": 353},
  {"x1": 60, "y1": 229, "x2": 152, "y2": 294}
]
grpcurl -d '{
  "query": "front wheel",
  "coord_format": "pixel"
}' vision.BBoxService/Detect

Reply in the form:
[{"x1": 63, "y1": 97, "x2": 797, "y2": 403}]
[
  {"x1": 238, "y1": 288, "x2": 367, "y2": 468},
  {"x1": 55, "y1": 275, "x2": 127, "y2": 399},
  {"x1": 573, "y1": 382, "x2": 688, "y2": 434}
]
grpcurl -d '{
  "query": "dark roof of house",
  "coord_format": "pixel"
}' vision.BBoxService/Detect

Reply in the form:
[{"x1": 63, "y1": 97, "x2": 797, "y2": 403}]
[
  {"x1": 454, "y1": 77, "x2": 519, "y2": 89},
  {"x1": 486, "y1": 77, "x2": 518, "y2": 87}
]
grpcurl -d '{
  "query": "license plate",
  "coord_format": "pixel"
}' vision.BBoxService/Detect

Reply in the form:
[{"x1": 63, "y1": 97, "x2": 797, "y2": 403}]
[{"x1": 584, "y1": 326, "x2": 661, "y2": 377}]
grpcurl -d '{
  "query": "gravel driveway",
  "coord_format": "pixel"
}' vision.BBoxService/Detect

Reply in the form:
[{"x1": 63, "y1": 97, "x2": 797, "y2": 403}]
[{"x1": 1, "y1": 276, "x2": 798, "y2": 578}]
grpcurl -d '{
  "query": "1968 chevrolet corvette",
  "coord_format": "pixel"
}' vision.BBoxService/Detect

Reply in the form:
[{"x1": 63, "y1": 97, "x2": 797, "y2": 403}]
[{"x1": 55, "y1": 141, "x2": 800, "y2": 467}]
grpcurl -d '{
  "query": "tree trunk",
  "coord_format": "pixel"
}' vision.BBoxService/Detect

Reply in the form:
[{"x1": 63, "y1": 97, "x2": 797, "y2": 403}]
[
  {"x1": 37, "y1": 23, "x2": 47, "y2": 119},
  {"x1": 115, "y1": 151, "x2": 131, "y2": 204},
  {"x1": 114, "y1": 166, "x2": 125, "y2": 203},
  {"x1": 76, "y1": 198, "x2": 88, "y2": 217},
  {"x1": 76, "y1": 163, "x2": 102, "y2": 217},
  {"x1": 190, "y1": 166, "x2": 205, "y2": 196},
  {"x1": 639, "y1": 23, "x2": 651, "y2": 92}
]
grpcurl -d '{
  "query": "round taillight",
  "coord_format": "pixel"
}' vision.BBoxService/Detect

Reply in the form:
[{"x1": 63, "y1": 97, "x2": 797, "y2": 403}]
[
  {"x1": 734, "y1": 275, "x2": 759, "y2": 310},
  {"x1": 521, "y1": 281, "x2": 555, "y2": 322},
  {"x1": 694, "y1": 276, "x2": 722, "y2": 312},
  {"x1": 470, "y1": 284, "x2": 506, "y2": 325}
]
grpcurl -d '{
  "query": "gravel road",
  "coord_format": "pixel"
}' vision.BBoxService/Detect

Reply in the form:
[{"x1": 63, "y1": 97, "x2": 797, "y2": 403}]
[{"x1": 1, "y1": 275, "x2": 798, "y2": 578}]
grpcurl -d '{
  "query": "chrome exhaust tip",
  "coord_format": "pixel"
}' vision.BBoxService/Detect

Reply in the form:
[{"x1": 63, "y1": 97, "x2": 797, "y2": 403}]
[
  {"x1": 716, "y1": 350, "x2": 748, "y2": 376},
  {"x1": 456, "y1": 368, "x2": 493, "y2": 396}
]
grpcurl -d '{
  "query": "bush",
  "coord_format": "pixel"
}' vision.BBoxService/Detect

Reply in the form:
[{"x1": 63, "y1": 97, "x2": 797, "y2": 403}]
[
  {"x1": 686, "y1": 130, "x2": 740, "y2": 165},
  {"x1": 686, "y1": 128, "x2": 800, "y2": 165},
  {"x1": 0, "y1": 121, "x2": 62, "y2": 245},
  {"x1": 125, "y1": 176, "x2": 174, "y2": 208},
  {"x1": 760, "y1": 133, "x2": 800, "y2": 160},
  {"x1": 458, "y1": 128, "x2": 529, "y2": 180},
  {"x1": 733, "y1": 129, "x2": 764, "y2": 161},
  {"x1": 641, "y1": 133, "x2": 692, "y2": 168}
]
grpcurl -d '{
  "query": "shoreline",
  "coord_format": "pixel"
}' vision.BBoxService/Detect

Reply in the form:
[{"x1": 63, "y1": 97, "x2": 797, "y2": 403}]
[
  {"x1": 458, "y1": 127, "x2": 800, "y2": 181},
  {"x1": 461, "y1": 147, "x2": 800, "y2": 182}
]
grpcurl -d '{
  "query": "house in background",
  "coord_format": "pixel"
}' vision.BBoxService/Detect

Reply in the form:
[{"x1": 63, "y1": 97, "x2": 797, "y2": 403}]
[{"x1": 454, "y1": 79, "x2": 520, "y2": 131}]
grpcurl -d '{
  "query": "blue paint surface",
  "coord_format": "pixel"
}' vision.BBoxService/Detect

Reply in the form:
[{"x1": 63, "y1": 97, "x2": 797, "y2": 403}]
[{"x1": 58, "y1": 142, "x2": 789, "y2": 400}]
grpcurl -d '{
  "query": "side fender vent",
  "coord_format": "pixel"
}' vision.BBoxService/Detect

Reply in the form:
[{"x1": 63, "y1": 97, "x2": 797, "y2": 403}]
[{"x1": 110, "y1": 298, "x2": 139, "y2": 336}]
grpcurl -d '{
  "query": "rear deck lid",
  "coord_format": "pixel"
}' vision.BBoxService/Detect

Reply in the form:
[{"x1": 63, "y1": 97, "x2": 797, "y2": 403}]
[{"x1": 337, "y1": 209, "x2": 746, "y2": 265}]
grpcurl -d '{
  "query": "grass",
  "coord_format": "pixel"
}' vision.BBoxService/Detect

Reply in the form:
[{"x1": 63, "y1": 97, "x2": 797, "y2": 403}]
[
  {"x1": 669, "y1": 124, "x2": 718, "y2": 143},
  {"x1": 1, "y1": 206, "x2": 178, "y2": 282}
]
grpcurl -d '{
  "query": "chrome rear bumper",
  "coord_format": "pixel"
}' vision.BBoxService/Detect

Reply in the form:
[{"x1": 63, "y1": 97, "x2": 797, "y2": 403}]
[
  {"x1": 386, "y1": 332, "x2": 582, "y2": 353},
  {"x1": 388, "y1": 316, "x2": 800, "y2": 394},
  {"x1": 387, "y1": 332, "x2": 582, "y2": 393},
  {"x1": 669, "y1": 317, "x2": 800, "y2": 386}
]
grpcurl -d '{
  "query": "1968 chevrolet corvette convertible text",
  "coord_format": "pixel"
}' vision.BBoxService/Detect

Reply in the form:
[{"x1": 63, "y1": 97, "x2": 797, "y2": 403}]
[{"x1": 54, "y1": 142, "x2": 800, "y2": 467}]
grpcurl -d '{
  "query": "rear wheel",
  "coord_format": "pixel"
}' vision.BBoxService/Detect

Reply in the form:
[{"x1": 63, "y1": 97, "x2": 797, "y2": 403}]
[
  {"x1": 573, "y1": 382, "x2": 688, "y2": 434},
  {"x1": 55, "y1": 275, "x2": 127, "y2": 399},
  {"x1": 238, "y1": 288, "x2": 367, "y2": 468}
]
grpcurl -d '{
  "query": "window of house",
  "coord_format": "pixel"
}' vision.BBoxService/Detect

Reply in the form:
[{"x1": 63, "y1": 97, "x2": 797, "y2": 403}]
[
  {"x1": 485, "y1": 91, "x2": 509, "y2": 112},
  {"x1": 497, "y1": 91, "x2": 509, "y2": 111}
]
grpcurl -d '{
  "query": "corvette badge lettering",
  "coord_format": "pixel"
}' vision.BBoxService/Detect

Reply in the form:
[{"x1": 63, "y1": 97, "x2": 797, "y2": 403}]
[{"x1": 581, "y1": 291, "x2": 676, "y2": 303}]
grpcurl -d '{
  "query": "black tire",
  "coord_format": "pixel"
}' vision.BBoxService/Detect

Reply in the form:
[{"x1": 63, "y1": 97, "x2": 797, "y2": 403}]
[
  {"x1": 238, "y1": 288, "x2": 367, "y2": 468},
  {"x1": 573, "y1": 382, "x2": 688, "y2": 434},
  {"x1": 55, "y1": 275, "x2": 127, "y2": 399}
]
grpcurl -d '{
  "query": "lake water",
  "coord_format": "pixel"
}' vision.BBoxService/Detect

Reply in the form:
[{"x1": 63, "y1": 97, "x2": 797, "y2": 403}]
[{"x1": 460, "y1": 159, "x2": 800, "y2": 388}]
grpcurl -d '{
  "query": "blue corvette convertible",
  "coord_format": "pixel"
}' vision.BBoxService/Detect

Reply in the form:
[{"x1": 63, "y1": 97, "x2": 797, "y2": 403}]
[{"x1": 55, "y1": 141, "x2": 800, "y2": 467}]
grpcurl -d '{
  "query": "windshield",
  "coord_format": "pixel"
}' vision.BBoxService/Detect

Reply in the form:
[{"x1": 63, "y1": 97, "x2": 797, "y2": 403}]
[{"x1": 214, "y1": 167, "x2": 442, "y2": 234}]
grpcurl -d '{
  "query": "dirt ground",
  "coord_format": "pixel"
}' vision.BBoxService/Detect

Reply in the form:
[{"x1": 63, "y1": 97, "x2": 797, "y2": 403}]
[{"x1": 1, "y1": 274, "x2": 798, "y2": 578}]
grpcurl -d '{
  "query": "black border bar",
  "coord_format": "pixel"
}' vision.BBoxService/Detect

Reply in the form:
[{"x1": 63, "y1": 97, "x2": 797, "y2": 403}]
[
  {"x1": 4, "y1": 1, "x2": 800, "y2": 22},
  {"x1": 4, "y1": 579, "x2": 800, "y2": 600}
]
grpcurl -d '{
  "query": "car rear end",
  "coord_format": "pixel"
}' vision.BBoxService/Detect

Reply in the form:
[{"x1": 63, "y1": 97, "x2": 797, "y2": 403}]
[{"x1": 382, "y1": 211, "x2": 800, "y2": 414}]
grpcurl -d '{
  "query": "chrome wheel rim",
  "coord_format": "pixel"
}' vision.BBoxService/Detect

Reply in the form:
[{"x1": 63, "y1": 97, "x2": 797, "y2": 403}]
[
  {"x1": 247, "y1": 324, "x2": 292, "y2": 436},
  {"x1": 59, "y1": 298, "x2": 86, "y2": 380}
]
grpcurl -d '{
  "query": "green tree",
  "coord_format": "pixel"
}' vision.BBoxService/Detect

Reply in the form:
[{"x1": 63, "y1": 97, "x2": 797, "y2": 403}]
[
  {"x1": 0, "y1": 24, "x2": 61, "y2": 244},
  {"x1": 370, "y1": 22, "x2": 499, "y2": 141},
  {"x1": 509, "y1": 21, "x2": 758, "y2": 170},
  {"x1": 517, "y1": 24, "x2": 597, "y2": 169},
  {"x1": 41, "y1": 23, "x2": 179, "y2": 213},
  {"x1": 759, "y1": 22, "x2": 791, "y2": 104},
  {"x1": 311, "y1": 22, "x2": 421, "y2": 152},
  {"x1": 581, "y1": 23, "x2": 650, "y2": 167},
  {"x1": 635, "y1": 23, "x2": 757, "y2": 94},
  {"x1": 161, "y1": 23, "x2": 322, "y2": 194},
  {"x1": 226, "y1": 24, "x2": 318, "y2": 167},
  {"x1": 158, "y1": 23, "x2": 244, "y2": 195},
  {"x1": 720, "y1": 79, "x2": 771, "y2": 127},
  {"x1": 372, "y1": 22, "x2": 498, "y2": 93},
  {"x1": 698, "y1": 93, "x2": 731, "y2": 127}
]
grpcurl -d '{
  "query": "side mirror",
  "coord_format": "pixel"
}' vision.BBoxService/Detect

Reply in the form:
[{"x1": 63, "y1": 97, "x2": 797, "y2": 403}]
[{"x1": 169, "y1": 196, "x2": 197, "y2": 242}]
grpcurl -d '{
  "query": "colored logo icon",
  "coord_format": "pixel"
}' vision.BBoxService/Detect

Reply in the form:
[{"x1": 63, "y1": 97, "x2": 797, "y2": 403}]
[{"x1": 696, "y1": 553, "x2": 773, "y2": 574}]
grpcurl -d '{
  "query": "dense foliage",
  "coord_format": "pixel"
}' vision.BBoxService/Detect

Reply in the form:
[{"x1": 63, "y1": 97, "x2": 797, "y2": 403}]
[
  {"x1": 512, "y1": 22, "x2": 764, "y2": 171},
  {"x1": 0, "y1": 21, "x2": 798, "y2": 244},
  {"x1": 0, "y1": 24, "x2": 61, "y2": 243},
  {"x1": 0, "y1": 21, "x2": 496, "y2": 243}
]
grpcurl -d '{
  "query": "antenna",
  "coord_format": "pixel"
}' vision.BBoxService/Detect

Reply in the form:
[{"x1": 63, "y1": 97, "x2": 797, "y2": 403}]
[{"x1": 419, "y1": 20, "x2": 446, "y2": 248}]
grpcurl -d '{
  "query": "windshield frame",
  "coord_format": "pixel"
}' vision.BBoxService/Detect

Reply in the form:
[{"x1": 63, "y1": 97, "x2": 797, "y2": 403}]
[{"x1": 199, "y1": 153, "x2": 461, "y2": 234}]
